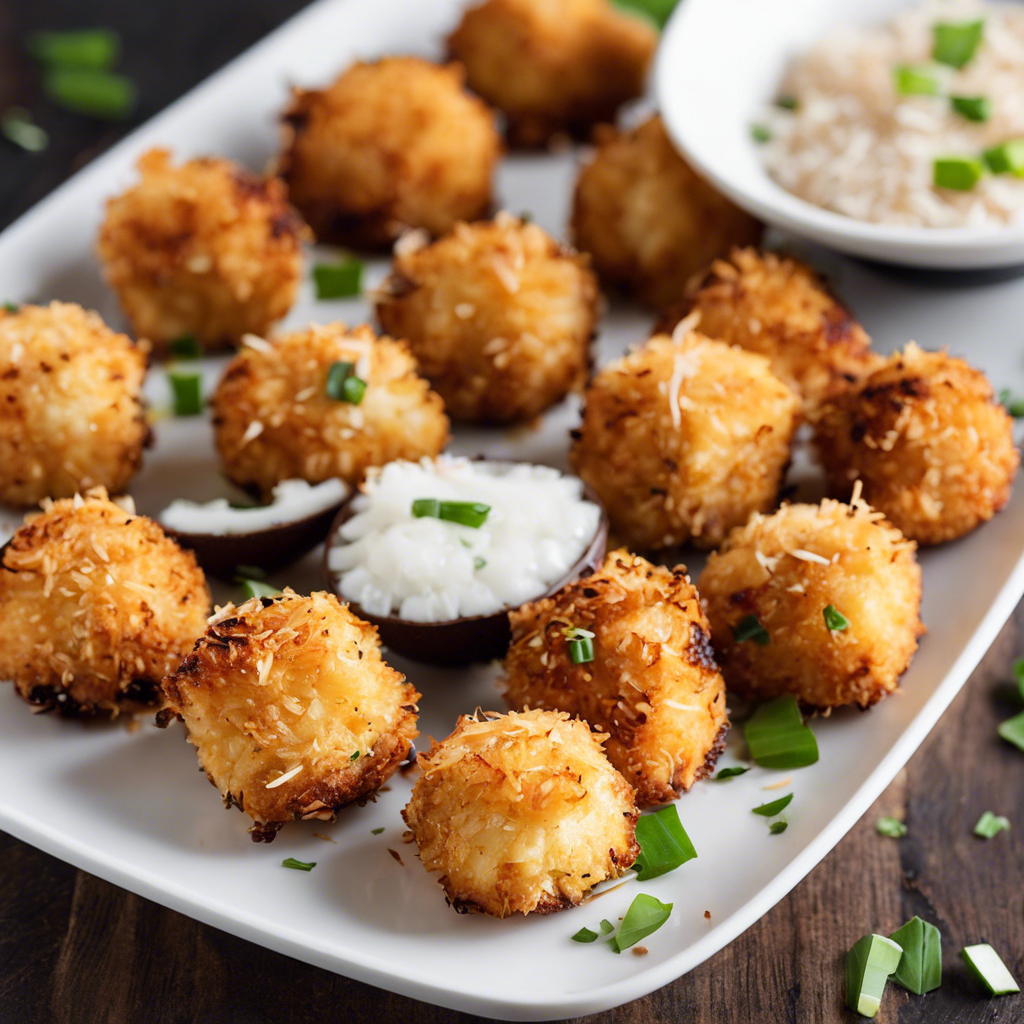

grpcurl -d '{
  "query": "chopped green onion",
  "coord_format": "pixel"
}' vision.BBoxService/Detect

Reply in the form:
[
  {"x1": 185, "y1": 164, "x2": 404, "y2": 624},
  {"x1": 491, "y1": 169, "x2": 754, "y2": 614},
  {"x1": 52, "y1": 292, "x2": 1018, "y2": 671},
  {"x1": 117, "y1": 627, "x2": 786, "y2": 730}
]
[
  {"x1": 240, "y1": 579, "x2": 281, "y2": 601},
  {"x1": 934, "y1": 156, "x2": 985, "y2": 191},
  {"x1": 27, "y1": 29, "x2": 119, "y2": 70},
  {"x1": 961, "y1": 943, "x2": 1020, "y2": 995},
  {"x1": 950, "y1": 95, "x2": 992, "y2": 122},
  {"x1": 632, "y1": 805, "x2": 697, "y2": 881},
  {"x1": 752, "y1": 793, "x2": 793, "y2": 817},
  {"x1": 846, "y1": 933, "x2": 904, "y2": 1018},
  {"x1": 572, "y1": 927, "x2": 599, "y2": 944},
  {"x1": 1015, "y1": 657, "x2": 1024, "y2": 700},
  {"x1": 875, "y1": 817, "x2": 907, "y2": 838},
  {"x1": 888, "y1": 917, "x2": 942, "y2": 995},
  {"x1": 313, "y1": 259, "x2": 363, "y2": 299},
  {"x1": 714, "y1": 766, "x2": 750, "y2": 780},
  {"x1": 609, "y1": 0, "x2": 680, "y2": 30},
  {"x1": 473, "y1": 556, "x2": 487, "y2": 571},
  {"x1": 974, "y1": 811, "x2": 1010, "y2": 839},
  {"x1": 169, "y1": 372, "x2": 203, "y2": 416},
  {"x1": 823, "y1": 604, "x2": 850, "y2": 631},
  {"x1": 43, "y1": 69, "x2": 136, "y2": 120},
  {"x1": 1, "y1": 108, "x2": 48, "y2": 152},
  {"x1": 349, "y1": 750, "x2": 360, "y2": 761},
  {"x1": 733, "y1": 614, "x2": 770, "y2": 645},
  {"x1": 893, "y1": 65, "x2": 941, "y2": 97},
  {"x1": 999, "y1": 389, "x2": 1024, "y2": 418},
  {"x1": 984, "y1": 140, "x2": 1024, "y2": 176},
  {"x1": 326, "y1": 360, "x2": 367, "y2": 405},
  {"x1": 998, "y1": 710, "x2": 1024, "y2": 751},
  {"x1": 933, "y1": 19, "x2": 985, "y2": 69},
  {"x1": 750, "y1": 124, "x2": 772, "y2": 144},
  {"x1": 769, "y1": 820, "x2": 788, "y2": 835},
  {"x1": 568, "y1": 637, "x2": 594, "y2": 664},
  {"x1": 371, "y1": 827, "x2": 384, "y2": 835},
  {"x1": 281, "y1": 858, "x2": 316, "y2": 871},
  {"x1": 775, "y1": 95, "x2": 799, "y2": 110},
  {"x1": 411, "y1": 499, "x2": 491, "y2": 529},
  {"x1": 599, "y1": 919, "x2": 614, "y2": 935},
  {"x1": 2, "y1": 302, "x2": 19, "y2": 313},
  {"x1": 169, "y1": 333, "x2": 202, "y2": 359},
  {"x1": 611, "y1": 894, "x2": 673, "y2": 953},
  {"x1": 743, "y1": 695, "x2": 819, "y2": 769}
]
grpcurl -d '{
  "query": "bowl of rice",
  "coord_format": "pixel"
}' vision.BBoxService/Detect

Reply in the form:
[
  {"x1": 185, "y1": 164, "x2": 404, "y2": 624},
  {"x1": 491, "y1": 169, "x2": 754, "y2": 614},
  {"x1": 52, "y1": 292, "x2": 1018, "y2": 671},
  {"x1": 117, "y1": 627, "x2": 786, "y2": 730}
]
[{"x1": 656, "y1": 0, "x2": 1024, "y2": 269}]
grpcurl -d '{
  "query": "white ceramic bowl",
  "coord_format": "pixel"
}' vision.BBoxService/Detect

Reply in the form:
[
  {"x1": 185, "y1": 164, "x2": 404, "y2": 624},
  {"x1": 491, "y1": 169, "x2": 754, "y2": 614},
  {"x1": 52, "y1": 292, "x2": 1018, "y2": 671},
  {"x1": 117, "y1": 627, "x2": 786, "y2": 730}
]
[{"x1": 655, "y1": 0, "x2": 1024, "y2": 270}]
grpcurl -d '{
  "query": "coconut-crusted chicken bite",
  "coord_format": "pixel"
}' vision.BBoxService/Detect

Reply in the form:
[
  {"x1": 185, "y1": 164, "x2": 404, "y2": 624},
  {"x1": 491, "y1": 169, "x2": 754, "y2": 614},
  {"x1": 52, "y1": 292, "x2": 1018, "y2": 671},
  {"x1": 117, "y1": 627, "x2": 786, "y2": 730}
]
[
  {"x1": 697, "y1": 495, "x2": 923, "y2": 709},
  {"x1": 161, "y1": 590, "x2": 419, "y2": 842},
  {"x1": 376, "y1": 213, "x2": 599, "y2": 424},
  {"x1": 279, "y1": 57, "x2": 501, "y2": 248},
  {"x1": 570, "y1": 330, "x2": 800, "y2": 550},
  {"x1": 658, "y1": 248, "x2": 880, "y2": 413},
  {"x1": 0, "y1": 489, "x2": 210, "y2": 716},
  {"x1": 813, "y1": 344, "x2": 1018, "y2": 545},
  {"x1": 96, "y1": 149, "x2": 307, "y2": 354},
  {"x1": 571, "y1": 116, "x2": 762, "y2": 310},
  {"x1": 0, "y1": 302, "x2": 149, "y2": 507},
  {"x1": 211, "y1": 323, "x2": 450, "y2": 500},
  {"x1": 504, "y1": 550, "x2": 728, "y2": 807},
  {"x1": 402, "y1": 708, "x2": 639, "y2": 917},
  {"x1": 447, "y1": 0, "x2": 656, "y2": 148}
]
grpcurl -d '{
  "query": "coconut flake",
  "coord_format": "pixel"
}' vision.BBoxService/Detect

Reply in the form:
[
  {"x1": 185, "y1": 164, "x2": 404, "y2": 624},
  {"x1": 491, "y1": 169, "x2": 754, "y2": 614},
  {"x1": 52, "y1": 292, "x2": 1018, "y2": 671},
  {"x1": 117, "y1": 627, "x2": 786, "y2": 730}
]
[{"x1": 265, "y1": 764, "x2": 303, "y2": 789}]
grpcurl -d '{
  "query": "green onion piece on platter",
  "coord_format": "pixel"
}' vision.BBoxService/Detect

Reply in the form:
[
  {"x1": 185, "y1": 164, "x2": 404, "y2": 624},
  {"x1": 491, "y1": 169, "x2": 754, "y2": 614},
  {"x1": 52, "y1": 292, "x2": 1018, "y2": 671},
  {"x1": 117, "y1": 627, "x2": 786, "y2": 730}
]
[
  {"x1": 313, "y1": 259, "x2": 363, "y2": 299},
  {"x1": 933, "y1": 156, "x2": 985, "y2": 191},
  {"x1": 571, "y1": 927, "x2": 599, "y2": 944},
  {"x1": 999, "y1": 389, "x2": 1024, "y2": 418},
  {"x1": 281, "y1": 858, "x2": 316, "y2": 871},
  {"x1": 998, "y1": 710, "x2": 1024, "y2": 751},
  {"x1": 169, "y1": 372, "x2": 203, "y2": 417},
  {"x1": 43, "y1": 69, "x2": 136, "y2": 120},
  {"x1": 752, "y1": 793, "x2": 793, "y2": 817},
  {"x1": 169, "y1": 333, "x2": 203, "y2": 359},
  {"x1": 27, "y1": 29, "x2": 120, "y2": 70},
  {"x1": 933, "y1": 19, "x2": 985, "y2": 69},
  {"x1": 889, "y1": 917, "x2": 942, "y2": 995},
  {"x1": 750, "y1": 124, "x2": 772, "y2": 143},
  {"x1": 846, "y1": 933, "x2": 903, "y2": 1018},
  {"x1": 743, "y1": 695, "x2": 819, "y2": 769},
  {"x1": 984, "y1": 140, "x2": 1024, "y2": 176},
  {"x1": 961, "y1": 943, "x2": 1020, "y2": 996},
  {"x1": 611, "y1": 894, "x2": 673, "y2": 953},
  {"x1": 950, "y1": 95, "x2": 992, "y2": 122},
  {"x1": 894, "y1": 65, "x2": 940, "y2": 96},
  {"x1": 769, "y1": 820, "x2": 788, "y2": 835},
  {"x1": 633, "y1": 805, "x2": 697, "y2": 881},
  {"x1": 714, "y1": 766, "x2": 750, "y2": 780}
]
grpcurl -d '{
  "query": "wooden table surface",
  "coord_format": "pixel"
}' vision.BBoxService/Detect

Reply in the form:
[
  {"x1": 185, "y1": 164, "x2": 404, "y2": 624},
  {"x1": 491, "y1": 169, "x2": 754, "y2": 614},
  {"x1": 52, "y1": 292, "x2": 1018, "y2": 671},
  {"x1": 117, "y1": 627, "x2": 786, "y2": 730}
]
[{"x1": 1, "y1": 2, "x2": 1023, "y2": 1021}]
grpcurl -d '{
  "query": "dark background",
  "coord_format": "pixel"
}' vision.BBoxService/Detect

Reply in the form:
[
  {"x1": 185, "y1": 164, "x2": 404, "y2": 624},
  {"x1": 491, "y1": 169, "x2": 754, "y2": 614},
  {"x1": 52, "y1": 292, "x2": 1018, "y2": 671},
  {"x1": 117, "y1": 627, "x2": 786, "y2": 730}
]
[{"x1": 1, "y1": 2, "x2": 1023, "y2": 1021}]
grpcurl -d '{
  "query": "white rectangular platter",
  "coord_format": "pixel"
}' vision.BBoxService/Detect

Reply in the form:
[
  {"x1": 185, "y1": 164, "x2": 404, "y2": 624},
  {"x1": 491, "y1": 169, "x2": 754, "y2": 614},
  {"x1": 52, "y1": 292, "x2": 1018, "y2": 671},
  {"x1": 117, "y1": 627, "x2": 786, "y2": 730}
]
[{"x1": 2, "y1": 0, "x2": 1024, "y2": 1019}]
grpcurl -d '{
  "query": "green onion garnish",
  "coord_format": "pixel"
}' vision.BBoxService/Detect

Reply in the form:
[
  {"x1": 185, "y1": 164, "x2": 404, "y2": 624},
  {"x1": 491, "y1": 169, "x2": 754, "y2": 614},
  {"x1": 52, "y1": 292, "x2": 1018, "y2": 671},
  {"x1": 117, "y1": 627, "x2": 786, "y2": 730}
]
[
  {"x1": 713, "y1": 766, "x2": 750, "y2": 780},
  {"x1": 568, "y1": 637, "x2": 594, "y2": 664},
  {"x1": 371, "y1": 827, "x2": 384, "y2": 835},
  {"x1": 1, "y1": 108, "x2": 48, "y2": 152},
  {"x1": 933, "y1": 156, "x2": 985, "y2": 191},
  {"x1": 313, "y1": 259, "x2": 363, "y2": 300},
  {"x1": 2, "y1": 302, "x2": 19, "y2": 313},
  {"x1": 609, "y1": 0, "x2": 680, "y2": 30},
  {"x1": 875, "y1": 817, "x2": 907, "y2": 838},
  {"x1": 743, "y1": 695, "x2": 819, "y2": 769},
  {"x1": 169, "y1": 372, "x2": 203, "y2": 416},
  {"x1": 411, "y1": 498, "x2": 491, "y2": 529},
  {"x1": 998, "y1": 710, "x2": 1024, "y2": 751},
  {"x1": 999, "y1": 389, "x2": 1024, "y2": 418},
  {"x1": 1015, "y1": 657, "x2": 1024, "y2": 700},
  {"x1": 889, "y1": 917, "x2": 942, "y2": 995},
  {"x1": 775, "y1": 95, "x2": 799, "y2": 110},
  {"x1": 984, "y1": 140, "x2": 1024, "y2": 176},
  {"x1": 750, "y1": 124, "x2": 772, "y2": 144},
  {"x1": 769, "y1": 820, "x2": 788, "y2": 835},
  {"x1": 950, "y1": 95, "x2": 992, "y2": 123},
  {"x1": 43, "y1": 69, "x2": 136, "y2": 120},
  {"x1": 933, "y1": 19, "x2": 985, "y2": 69},
  {"x1": 974, "y1": 811, "x2": 1010, "y2": 839},
  {"x1": 733, "y1": 614, "x2": 769, "y2": 645},
  {"x1": 599, "y1": 919, "x2": 614, "y2": 935},
  {"x1": 571, "y1": 927, "x2": 599, "y2": 944},
  {"x1": 846, "y1": 933, "x2": 904, "y2": 1018},
  {"x1": 349, "y1": 750, "x2": 360, "y2": 761},
  {"x1": 473, "y1": 556, "x2": 487, "y2": 571},
  {"x1": 281, "y1": 857, "x2": 316, "y2": 871},
  {"x1": 823, "y1": 604, "x2": 850, "y2": 632},
  {"x1": 893, "y1": 65, "x2": 941, "y2": 97},
  {"x1": 169, "y1": 333, "x2": 203, "y2": 359},
  {"x1": 240, "y1": 579, "x2": 281, "y2": 601},
  {"x1": 611, "y1": 894, "x2": 673, "y2": 954},
  {"x1": 632, "y1": 805, "x2": 697, "y2": 881},
  {"x1": 961, "y1": 943, "x2": 1020, "y2": 996},
  {"x1": 752, "y1": 793, "x2": 793, "y2": 817},
  {"x1": 325, "y1": 360, "x2": 368, "y2": 404},
  {"x1": 27, "y1": 29, "x2": 119, "y2": 70}
]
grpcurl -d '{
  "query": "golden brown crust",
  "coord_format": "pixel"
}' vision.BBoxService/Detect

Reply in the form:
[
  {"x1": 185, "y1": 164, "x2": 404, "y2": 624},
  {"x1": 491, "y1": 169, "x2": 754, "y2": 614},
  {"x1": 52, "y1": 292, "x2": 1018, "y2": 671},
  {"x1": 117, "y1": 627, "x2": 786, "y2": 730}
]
[
  {"x1": 211, "y1": 322, "x2": 450, "y2": 499},
  {"x1": 697, "y1": 497, "x2": 924, "y2": 709},
  {"x1": 504, "y1": 549, "x2": 729, "y2": 806},
  {"x1": 0, "y1": 490, "x2": 210, "y2": 716},
  {"x1": 402, "y1": 708, "x2": 639, "y2": 917},
  {"x1": 279, "y1": 57, "x2": 501, "y2": 247},
  {"x1": 97, "y1": 148, "x2": 307, "y2": 353},
  {"x1": 376, "y1": 213, "x2": 599, "y2": 423},
  {"x1": 163, "y1": 591, "x2": 419, "y2": 836},
  {"x1": 0, "y1": 302, "x2": 149, "y2": 507},
  {"x1": 447, "y1": 0, "x2": 656, "y2": 147},
  {"x1": 571, "y1": 117, "x2": 762, "y2": 309},
  {"x1": 570, "y1": 330, "x2": 801, "y2": 549},
  {"x1": 812, "y1": 343, "x2": 1019, "y2": 545}
]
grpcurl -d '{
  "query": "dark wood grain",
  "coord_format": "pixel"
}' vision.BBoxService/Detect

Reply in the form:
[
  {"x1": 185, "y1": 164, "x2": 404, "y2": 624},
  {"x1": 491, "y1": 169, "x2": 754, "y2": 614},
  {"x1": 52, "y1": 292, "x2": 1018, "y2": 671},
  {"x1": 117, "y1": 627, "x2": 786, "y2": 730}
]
[{"x1": 1, "y1": 2, "x2": 1023, "y2": 1021}]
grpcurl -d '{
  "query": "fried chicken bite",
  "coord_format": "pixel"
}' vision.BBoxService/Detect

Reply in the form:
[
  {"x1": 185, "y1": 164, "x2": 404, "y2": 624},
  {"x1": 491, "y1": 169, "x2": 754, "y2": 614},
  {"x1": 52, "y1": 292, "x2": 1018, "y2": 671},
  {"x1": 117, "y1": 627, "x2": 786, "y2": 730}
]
[
  {"x1": 813, "y1": 343, "x2": 1018, "y2": 545},
  {"x1": 402, "y1": 708, "x2": 639, "y2": 917},
  {"x1": 698, "y1": 495, "x2": 923, "y2": 709},
  {"x1": 570, "y1": 329, "x2": 800, "y2": 550},
  {"x1": 504, "y1": 550, "x2": 728, "y2": 806},
  {"x1": 0, "y1": 489, "x2": 210, "y2": 716},
  {"x1": 376, "y1": 213, "x2": 599, "y2": 423},
  {"x1": 96, "y1": 148, "x2": 307, "y2": 354},
  {"x1": 447, "y1": 0, "x2": 656, "y2": 147},
  {"x1": 571, "y1": 116, "x2": 762, "y2": 310},
  {"x1": 0, "y1": 302, "x2": 148, "y2": 507},
  {"x1": 162, "y1": 590, "x2": 419, "y2": 842},
  {"x1": 280, "y1": 57, "x2": 501, "y2": 248},
  {"x1": 658, "y1": 248, "x2": 880, "y2": 412},
  {"x1": 212, "y1": 323, "x2": 449, "y2": 500}
]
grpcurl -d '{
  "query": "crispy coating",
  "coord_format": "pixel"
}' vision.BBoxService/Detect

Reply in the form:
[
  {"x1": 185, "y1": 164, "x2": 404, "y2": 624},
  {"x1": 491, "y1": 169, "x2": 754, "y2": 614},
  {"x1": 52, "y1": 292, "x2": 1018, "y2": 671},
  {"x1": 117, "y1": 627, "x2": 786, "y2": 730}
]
[
  {"x1": 447, "y1": 0, "x2": 656, "y2": 147},
  {"x1": 212, "y1": 323, "x2": 450, "y2": 500},
  {"x1": 280, "y1": 57, "x2": 501, "y2": 248},
  {"x1": 376, "y1": 213, "x2": 599, "y2": 423},
  {"x1": 0, "y1": 490, "x2": 210, "y2": 716},
  {"x1": 698, "y1": 496, "x2": 923, "y2": 709},
  {"x1": 658, "y1": 248, "x2": 880, "y2": 412},
  {"x1": 570, "y1": 330, "x2": 801, "y2": 550},
  {"x1": 571, "y1": 117, "x2": 762, "y2": 310},
  {"x1": 402, "y1": 708, "x2": 639, "y2": 917},
  {"x1": 504, "y1": 550, "x2": 728, "y2": 806},
  {"x1": 163, "y1": 590, "x2": 419, "y2": 841},
  {"x1": 0, "y1": 302, "x2": 148, "y2": 506},
  {"x1": 813, "y1": 344, "x2": 1019, "y2": 545},
  {"x1": 97, "y1": 149, "x2": 307, "y2": 354}
]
